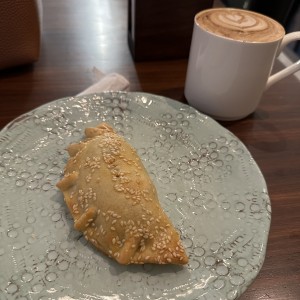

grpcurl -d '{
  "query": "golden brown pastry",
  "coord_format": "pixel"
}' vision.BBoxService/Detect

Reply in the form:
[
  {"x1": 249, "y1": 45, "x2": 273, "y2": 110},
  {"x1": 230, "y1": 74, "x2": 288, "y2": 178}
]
[{"x1": 57, "y1": 122, "x2": 188, "y2": 265}]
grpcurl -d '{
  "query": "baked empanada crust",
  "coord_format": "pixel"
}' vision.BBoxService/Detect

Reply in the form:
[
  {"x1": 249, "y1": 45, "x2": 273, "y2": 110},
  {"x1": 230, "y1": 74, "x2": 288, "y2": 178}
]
[{"x1": 57, "y1": 122, "x2": 188, "y2": 265}]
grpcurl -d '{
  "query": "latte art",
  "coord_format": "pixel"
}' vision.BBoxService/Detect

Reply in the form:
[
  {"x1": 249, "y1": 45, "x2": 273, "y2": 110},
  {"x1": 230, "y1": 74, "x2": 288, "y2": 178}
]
[
  {"x1": 217, "y1": 13, "x2": 268, "y2": 31},
  {"x1": 196, "y1": 8, "x2": 284, "y2": 42}
]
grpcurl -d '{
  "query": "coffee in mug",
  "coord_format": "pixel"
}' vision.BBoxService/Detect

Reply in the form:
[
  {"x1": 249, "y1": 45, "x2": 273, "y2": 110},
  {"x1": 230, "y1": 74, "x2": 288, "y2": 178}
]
[
  {"x1": 184, "y1": 8, "x2": 300, "y2": 120},
  {"x1": 196, "y1": 8, "x2": 284, "y2": 43}
]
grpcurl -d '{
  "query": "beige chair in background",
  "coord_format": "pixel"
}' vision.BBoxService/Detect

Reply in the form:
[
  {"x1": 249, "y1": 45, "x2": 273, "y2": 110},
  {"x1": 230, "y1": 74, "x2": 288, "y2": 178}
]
[{"x1": 0, "y1": 0, "x2": 42, "y2": 70}]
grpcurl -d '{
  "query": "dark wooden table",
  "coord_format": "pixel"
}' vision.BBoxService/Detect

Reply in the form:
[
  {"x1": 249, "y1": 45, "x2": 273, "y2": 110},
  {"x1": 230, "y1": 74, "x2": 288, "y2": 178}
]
[{"x1": 0, "y1": 1, "x2": 299, "y2": 299}]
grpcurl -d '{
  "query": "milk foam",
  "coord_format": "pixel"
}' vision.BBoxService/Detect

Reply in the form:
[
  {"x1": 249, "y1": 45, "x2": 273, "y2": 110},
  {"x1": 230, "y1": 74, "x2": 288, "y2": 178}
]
[{"x1": 196, "y1": 8, "x2": 284, "y2": 43}]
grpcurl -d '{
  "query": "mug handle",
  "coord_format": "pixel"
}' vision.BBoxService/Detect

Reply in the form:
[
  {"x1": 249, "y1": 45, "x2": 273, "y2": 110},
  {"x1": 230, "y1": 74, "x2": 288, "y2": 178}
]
[{"x1": 265, "y1": 32, "x2": 300, "y2": 90}]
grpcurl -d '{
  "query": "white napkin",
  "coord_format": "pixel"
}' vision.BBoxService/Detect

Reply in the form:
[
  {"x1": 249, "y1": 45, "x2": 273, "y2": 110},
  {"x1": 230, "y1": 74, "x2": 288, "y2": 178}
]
[{"x1": 76, "y1": 68, "x2": 130, "y2": 96}]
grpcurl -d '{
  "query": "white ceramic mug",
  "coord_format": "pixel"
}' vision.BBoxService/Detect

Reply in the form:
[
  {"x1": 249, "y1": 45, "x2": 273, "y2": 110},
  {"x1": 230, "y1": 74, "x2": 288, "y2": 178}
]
[{"x1": 184, "y1": 8, "x2": 300, "y2": 121}]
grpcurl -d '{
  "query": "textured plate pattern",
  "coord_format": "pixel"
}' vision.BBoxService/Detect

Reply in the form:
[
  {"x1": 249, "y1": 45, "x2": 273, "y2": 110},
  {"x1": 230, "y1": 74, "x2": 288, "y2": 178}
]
[{"x1": 0, "y1": 92, "x2": 271, "y2": 299}]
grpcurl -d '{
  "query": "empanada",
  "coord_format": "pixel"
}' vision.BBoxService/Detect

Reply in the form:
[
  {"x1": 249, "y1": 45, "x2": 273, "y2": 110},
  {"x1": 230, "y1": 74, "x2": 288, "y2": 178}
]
[{"x1": 57, "y1": 122, "x2": 188, "y2": 265}]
